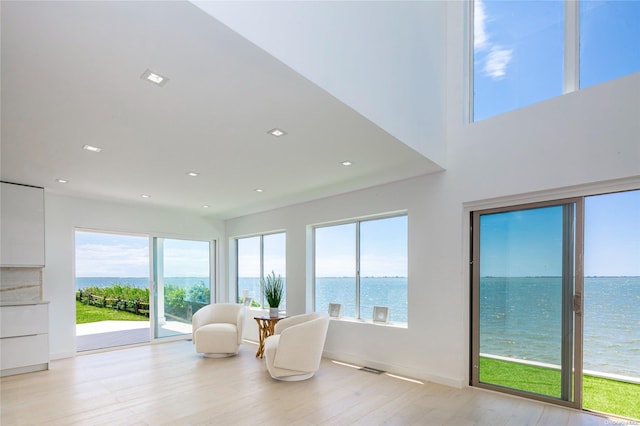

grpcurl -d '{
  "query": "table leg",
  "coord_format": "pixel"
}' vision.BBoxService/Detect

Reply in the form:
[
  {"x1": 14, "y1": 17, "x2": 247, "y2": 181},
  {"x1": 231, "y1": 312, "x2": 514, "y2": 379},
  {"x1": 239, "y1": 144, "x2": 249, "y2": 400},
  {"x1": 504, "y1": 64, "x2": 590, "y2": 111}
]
[{"x1": 255, "y1": 318, "x2": 265, "y2": 358}]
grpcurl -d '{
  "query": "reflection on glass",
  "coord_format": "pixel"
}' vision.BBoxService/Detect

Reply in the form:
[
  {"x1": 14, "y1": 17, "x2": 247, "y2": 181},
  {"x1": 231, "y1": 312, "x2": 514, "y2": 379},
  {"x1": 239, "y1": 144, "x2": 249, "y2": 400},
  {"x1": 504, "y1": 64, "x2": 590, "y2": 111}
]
[
  {"x1": 479, "y1": 206, "x2": 565, "y2": 397},
  {"x1": 237, "y1": 233, "x2": 286, "y2": 309},
  {"x1": 237, "y1": 236, "x2": 261, "y2": 306},
  {"x1": 583, "y1": 190, "x2": 640, "y2": 417},
  {"x1": 360, "y1": 216, "x2": 408, "y2": 323},
  {"x1": 263, "y1": 233, "x2": 286, "y2": 308},
  {"x1": 315, "y1": 224, "x2": 356, "y2": 318},
  {"x1": 474, "y1": 0, "x2": 564, "y2": 121},
  {"x1": 156, "y1": 238, "x2": 210, "y2": 338}
]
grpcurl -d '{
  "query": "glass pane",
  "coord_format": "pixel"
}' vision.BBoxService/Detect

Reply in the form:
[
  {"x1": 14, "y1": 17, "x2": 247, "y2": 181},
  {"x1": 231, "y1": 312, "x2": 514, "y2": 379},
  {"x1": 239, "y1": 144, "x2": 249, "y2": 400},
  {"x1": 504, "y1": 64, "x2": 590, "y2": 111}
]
[
  {"x1": 315, "y1": 223, "x2": 356, "y2": 318},
  {"x1": 580, "y1": 1, "x2": 640, "y2": 89},
  {"x1": 75, "y1": 231, "x2": 150, "y2": 351},
  {"x1": 478, "y1": 206, "x2": 567, "y2": 398},
  {"x1": 474, "y1": 0, "x2": 564, "y2": 121},
  {"x1": 360, "y1": 216, "x2": 408, "y2": 323},
  {"x1": 583, "y1": 190, "x2": 640, "y2": 419},
  {"x1": 156, "y1": 238, "x2": 210, "y2": 338},
  {"x1": 237, "y1": 236, "x2": 261, "y2": 306},
  {"x1": 264, "y1": 233, "x2": 286, "y2": 310}
]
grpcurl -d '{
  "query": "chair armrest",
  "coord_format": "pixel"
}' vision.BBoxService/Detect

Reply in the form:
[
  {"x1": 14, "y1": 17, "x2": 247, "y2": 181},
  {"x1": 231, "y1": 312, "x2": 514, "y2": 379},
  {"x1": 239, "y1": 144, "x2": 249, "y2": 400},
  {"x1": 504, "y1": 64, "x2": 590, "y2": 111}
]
[{"x1": 191, "y1": 304, "x2": 214, "y2": 342}]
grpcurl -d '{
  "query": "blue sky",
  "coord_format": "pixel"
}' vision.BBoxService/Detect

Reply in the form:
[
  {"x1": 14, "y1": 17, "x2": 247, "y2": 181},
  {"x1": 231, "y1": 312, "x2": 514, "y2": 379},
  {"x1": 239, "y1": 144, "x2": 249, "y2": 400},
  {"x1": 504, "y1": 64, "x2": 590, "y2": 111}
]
[
  {"x1": 480, "y1": 190, "x2": 640, "y2": 277},
  {"x1": 314, "y1": 216, "x2": 408, "y2": 277},
  {"x1": 75, "y1": 232, "x2": 209, "y2": 278},
  {"x1": 76, "y1": 190, "x2": 638, "y2": 279},
  {"x1": 474, "y1": 0, "x2": 640, "y2": 121}
]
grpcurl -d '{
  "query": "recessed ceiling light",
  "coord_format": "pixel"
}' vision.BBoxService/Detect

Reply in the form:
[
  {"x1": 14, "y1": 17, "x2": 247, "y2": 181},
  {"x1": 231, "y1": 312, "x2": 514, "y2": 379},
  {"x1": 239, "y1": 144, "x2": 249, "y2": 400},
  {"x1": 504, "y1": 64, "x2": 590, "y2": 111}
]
[
  {"x1": 202, "y1": 205, "x2": 210, "y2": 209},
  {"x1": 341, "y1": 160, "x2": 353, "y2": 166},
  {"x1": 141, "y1": 69, "x2": 169, "y2": 86},
  {"x1": 83, "y1": 144, "x2": 102, "y2": 153},
  {"x1": 56, "y1": 179, "x2": 69, "y2": 184},
  {"x1": 141, "y1": 194, "x2": 151, "y2": 198},
  {"x1": 255, "y1": 188, "x2": 264, "y2": 193},
  {"x1": 268, "y1": 128, "x2": 286, "y2": 137},
  {"x1": 186, "y1": 172, "x2": 199, "y2": 177}
]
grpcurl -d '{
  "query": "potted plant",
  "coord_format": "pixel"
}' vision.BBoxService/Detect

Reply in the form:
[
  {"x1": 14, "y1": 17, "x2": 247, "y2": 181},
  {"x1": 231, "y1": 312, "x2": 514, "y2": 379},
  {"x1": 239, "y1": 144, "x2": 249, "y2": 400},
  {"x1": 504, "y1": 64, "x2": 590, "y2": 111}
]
[{"x1": 262, "y1": 271, "x2": 283, "y2": 317}]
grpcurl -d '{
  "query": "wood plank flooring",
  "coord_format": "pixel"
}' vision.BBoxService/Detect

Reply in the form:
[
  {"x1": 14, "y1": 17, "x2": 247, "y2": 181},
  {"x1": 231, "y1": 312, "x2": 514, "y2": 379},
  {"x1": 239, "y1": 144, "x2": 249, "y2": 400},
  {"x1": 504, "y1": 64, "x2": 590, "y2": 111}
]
[
  {"x1": 0, "y1": 340, "x2": 619, "y2": 425},
  {"x1": 76, "y1": 328, "x2": 150, "y2": 352}
]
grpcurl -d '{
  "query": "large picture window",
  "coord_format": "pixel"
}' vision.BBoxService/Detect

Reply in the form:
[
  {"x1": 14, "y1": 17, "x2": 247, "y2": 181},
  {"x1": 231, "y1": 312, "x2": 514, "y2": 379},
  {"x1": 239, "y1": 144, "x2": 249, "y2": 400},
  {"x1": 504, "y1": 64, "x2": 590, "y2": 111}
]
[
  {"x1": 314, "y1": 214, "x2": 408, "y2": 325},
  {"x1": 236, "y1": 232, "x2": 286, "y2": 309},
  {"x1": 472, "y1": 0, "x2": 640, "y2": 122}
]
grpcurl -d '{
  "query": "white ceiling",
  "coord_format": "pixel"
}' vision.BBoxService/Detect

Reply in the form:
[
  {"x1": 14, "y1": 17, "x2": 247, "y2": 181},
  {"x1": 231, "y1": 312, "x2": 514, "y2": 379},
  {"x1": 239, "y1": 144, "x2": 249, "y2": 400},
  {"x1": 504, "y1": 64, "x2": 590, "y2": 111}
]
[{"x1": 1, "y1": 1, "x2": 442, "y2": 219}]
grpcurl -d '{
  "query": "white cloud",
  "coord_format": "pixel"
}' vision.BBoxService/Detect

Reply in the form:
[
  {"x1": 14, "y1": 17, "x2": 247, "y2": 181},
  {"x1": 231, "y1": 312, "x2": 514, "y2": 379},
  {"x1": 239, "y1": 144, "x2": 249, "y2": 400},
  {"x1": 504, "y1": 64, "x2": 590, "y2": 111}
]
[
  {"x1": 475, "y1": 0, "x2": 513, "y2": 80},
  {"x1": 483, "y1": 46, "x2": 513, "y2": 80},
  {"x1": 474, "y1": 0, "x2": 489, "y2": 51},
  {"x1": 76, "y1": 243, "x2": 149, "y2": 277},
  {"x1": 163, "y1": 247, "x2": 210, "y2": 277}
]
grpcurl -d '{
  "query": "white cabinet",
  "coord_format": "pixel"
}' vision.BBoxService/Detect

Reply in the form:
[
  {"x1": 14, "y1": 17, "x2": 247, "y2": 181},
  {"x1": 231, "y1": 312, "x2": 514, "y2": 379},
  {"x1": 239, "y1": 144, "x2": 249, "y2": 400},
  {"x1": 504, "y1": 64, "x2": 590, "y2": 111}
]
[
  {"x1": 1, "y1": 182, "x2": 45, "y2": 267},
  {"x1": 0, "y1": 303, "x2": 49, "y2": 376}
]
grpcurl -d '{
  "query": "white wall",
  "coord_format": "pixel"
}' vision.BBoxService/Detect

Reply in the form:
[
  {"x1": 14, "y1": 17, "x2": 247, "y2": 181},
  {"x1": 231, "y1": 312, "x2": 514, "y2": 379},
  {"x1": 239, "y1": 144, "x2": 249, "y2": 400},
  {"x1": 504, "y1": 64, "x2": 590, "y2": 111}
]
[
  {"x1": 192, "y1": 1, "x2": 447, "y2": 166},
  {"x1": 44, "y1": 193, "x2": 223, "y2": 359},
  {"x1": 223, "y1": 18, "x2": 640, "y2": 386}
]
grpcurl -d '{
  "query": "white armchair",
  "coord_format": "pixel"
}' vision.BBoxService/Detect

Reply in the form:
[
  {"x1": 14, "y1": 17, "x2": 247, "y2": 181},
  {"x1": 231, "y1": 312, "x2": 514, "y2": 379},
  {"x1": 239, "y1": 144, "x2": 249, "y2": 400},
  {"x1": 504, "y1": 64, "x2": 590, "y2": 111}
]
[
  {"x1": 264, "y1": 312, "x2": 329, "y2": 381},
  {"x1": 192, "y1": 303, "x2": 244, "y2": 357}
]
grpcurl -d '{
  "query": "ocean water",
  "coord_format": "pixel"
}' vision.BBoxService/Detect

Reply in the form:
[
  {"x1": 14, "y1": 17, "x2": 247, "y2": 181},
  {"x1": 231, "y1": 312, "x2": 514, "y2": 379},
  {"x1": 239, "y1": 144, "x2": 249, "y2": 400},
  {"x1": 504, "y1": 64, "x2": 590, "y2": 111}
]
[
  {"x1": 480, "y1": 276, "x2": 640, "y2": 378},
  {"x1": 77, "y1": 276, "x2": 639, "y2": 378},
  {"x1": 237, "y1": 277, "x2": 408, "y2": 323}
]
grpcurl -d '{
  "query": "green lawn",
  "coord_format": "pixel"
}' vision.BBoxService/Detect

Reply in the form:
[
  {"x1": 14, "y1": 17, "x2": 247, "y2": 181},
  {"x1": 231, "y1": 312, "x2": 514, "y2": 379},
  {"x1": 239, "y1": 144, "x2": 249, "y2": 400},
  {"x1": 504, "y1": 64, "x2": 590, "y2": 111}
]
[
  {"x1": 480, "y1": 356, "x2": 640, "y2": 420},
  {"x1": 76, "y1": 301, "x2": 148, "y2": 324}
]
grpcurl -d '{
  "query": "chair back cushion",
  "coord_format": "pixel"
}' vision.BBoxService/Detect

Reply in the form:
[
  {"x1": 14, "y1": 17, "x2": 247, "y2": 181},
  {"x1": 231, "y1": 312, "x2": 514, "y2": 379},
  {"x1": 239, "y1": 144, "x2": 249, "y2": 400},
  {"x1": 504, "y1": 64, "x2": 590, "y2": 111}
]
[
  {"x1": 192, "y1": 303, "x2": 244, "y2": 345},
  {"x1": 272, "y1": 312, "x2": 329, "y2": 373}
]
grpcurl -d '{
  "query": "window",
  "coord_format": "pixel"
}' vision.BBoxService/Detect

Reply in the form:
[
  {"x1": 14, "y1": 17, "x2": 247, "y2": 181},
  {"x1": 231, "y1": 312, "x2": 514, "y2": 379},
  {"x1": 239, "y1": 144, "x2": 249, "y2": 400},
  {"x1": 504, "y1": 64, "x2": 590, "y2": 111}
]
[
  {"x1": 153, "y1": 238, "x2": 212, "y2": 338},
  {"x1": 473, "y1": 0, "x2": 564, "y2": 121},
  {"x1": 314, "y1": 215, "x2": 408, "y2": 324},
  {"x1": 236, "y1": 232, "x2": 286, "y2": 309},
  {"x1": 472, "y1": 0, "x2": 640, "y2": 121},
  {"x1": 580, "y1": 1, "x2": 640, "y2": 89},
  {"x1": 75, "y1": 230, "x2": 150, "y2": 351}
]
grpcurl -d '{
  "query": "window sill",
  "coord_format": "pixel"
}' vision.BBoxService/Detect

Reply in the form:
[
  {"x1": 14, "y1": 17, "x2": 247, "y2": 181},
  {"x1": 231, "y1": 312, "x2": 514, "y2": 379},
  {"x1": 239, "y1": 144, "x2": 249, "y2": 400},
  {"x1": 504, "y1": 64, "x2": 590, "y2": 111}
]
[{"x1": 329, "y1": 316, "x2": 407, "y2": 329}]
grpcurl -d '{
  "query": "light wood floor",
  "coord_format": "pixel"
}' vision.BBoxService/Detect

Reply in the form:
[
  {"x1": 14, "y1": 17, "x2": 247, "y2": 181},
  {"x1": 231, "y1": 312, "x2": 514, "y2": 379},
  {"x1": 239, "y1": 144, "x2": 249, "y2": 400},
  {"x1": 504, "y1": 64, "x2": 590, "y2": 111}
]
[
  {"x1": 77, "y1": 328, "x2": 150, "y2": 352},
  {"x1": 0, "y1": 340, "x2": 617, "y2": 425}
]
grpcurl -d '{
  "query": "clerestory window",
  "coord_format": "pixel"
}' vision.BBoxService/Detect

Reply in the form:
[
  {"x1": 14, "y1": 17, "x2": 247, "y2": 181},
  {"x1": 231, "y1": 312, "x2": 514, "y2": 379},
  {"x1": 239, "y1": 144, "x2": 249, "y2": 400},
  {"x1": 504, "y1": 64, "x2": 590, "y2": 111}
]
[{"x1": 472, "y1": 0, "x2": 640, "y2": 122}]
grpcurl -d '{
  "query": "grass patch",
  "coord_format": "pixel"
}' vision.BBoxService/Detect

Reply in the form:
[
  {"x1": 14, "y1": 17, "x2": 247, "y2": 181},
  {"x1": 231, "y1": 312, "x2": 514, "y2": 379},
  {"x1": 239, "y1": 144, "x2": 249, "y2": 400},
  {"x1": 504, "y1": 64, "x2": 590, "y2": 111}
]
[
  {"x1": 480, "y1": 356, "x2": 639, "y2": 420},
  {"x1": 583, "y1": 373, "x2": 640, "y2": 420},
  {"x1": 76, "y1": 301, "x2": 148, "y2": 324}
]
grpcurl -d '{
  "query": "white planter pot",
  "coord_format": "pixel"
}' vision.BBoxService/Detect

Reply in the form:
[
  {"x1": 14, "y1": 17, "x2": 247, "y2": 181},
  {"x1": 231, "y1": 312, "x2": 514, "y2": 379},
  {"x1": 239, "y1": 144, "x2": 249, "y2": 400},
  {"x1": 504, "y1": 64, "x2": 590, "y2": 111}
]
[{"x1": 269, "y1": 307, "x2": 279, "y2": 317}]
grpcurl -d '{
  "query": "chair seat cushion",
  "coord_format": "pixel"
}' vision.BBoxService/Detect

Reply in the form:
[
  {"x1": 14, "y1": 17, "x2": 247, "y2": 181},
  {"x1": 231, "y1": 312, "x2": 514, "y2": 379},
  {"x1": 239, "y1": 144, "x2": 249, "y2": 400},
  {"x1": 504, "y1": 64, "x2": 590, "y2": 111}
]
[
  {"x1": 194, "y1": 323, "x2": 238, "y2": 354},
  {"x1": 264, "y1": 335, "x2": 308, "y2": 379}
]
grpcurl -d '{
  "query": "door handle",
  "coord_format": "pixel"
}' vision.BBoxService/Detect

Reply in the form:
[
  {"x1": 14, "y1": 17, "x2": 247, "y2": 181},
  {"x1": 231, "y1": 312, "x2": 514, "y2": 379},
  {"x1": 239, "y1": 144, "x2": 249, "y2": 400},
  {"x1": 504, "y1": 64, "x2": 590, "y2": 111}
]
[{"x1": 573, "y1": 293, "x2": 582, "y2": 315}]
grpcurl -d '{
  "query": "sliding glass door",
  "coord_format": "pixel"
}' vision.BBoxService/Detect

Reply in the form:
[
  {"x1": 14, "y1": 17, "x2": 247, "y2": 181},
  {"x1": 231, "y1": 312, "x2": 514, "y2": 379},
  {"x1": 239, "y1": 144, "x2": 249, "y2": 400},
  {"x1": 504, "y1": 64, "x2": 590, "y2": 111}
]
[
  {"x1": 471, "y1": 199, "x2": 583, "y2": 407},
  {"x1": 152, "y1": 238, "x2": 212, "y2": 338}
]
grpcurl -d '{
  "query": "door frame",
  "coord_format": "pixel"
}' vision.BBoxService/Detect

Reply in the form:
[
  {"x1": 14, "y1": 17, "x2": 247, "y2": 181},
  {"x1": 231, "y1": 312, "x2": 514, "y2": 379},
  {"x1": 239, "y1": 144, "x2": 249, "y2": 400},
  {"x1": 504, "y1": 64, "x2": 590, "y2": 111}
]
[{"x1": 470, "y1": 197, "x2": 584, "y2": 409}]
